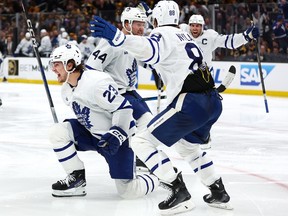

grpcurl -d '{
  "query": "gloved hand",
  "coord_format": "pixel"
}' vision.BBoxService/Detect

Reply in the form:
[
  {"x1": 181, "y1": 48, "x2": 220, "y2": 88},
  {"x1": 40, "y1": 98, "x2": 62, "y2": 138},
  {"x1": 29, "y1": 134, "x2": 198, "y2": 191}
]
[
  {"x1": 97, "y1": 126, "x2": 128, "y2": 155},
  {"x1": 89, "y1": 16, "x2": 126, "y2": 47},
  {"x1": 243, "y1": 25, "x2": 259, "y2": 42},
  {"x1": 137, "y1": 1, "x2": 153, "y2": 25},
  {"x1": 138, "y1": 1, "x2": 152, "y2": 17}
]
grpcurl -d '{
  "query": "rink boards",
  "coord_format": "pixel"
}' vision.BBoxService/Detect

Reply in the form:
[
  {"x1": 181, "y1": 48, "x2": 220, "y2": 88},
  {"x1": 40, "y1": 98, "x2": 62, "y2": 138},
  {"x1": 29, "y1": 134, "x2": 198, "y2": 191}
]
[{"x1": 1, "y1": 57, "x2": 288, "y2": 97}]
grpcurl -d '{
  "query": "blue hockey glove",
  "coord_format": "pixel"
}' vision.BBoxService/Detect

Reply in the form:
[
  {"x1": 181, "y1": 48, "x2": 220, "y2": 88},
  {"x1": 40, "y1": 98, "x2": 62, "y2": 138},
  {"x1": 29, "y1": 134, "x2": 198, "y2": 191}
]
[
  {"x1": 138, "y1": 1, "x2": 153, "y2": 25},
  {"x1": 138, "y1": 1, "x2": 152, "y2": 16},
  {"x1": 243, "y1": 25, "x2": 259, "y2": 42},
  {"x1": 97, "y1": 126, "x2": 128, "y2": 155},
  {"x1": 89, "y1": 16, "x2": 126, "y2": 47}
]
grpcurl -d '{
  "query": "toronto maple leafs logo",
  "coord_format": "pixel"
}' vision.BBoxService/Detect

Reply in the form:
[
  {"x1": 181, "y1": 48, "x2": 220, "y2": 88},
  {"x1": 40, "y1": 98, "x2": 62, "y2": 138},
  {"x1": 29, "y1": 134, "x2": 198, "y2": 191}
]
[
  {"x1": 72, "y1": 102, "x2": 93, "y2": 129},
  {"x1": 126, "y1": 59, "x2": 137, "y2": 87}
]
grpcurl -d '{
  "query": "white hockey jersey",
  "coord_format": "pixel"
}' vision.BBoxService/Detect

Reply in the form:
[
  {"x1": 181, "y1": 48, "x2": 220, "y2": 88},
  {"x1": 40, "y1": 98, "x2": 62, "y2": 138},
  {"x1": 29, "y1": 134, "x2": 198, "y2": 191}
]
[
  {"x1": 61, "y1": 70, "x2": 135, "y2": 139},
  {"x1": 85, "y1": 39, "x2": 137, "y2": 94},
  {"x1": 78, "y1": 41, "x2": 95, "y2": 63},
  {"x1": 14, "y1": 38, "x2": 33, "y2": 57},
  {"x1": 179, "y1": 23, "x2": 247, "y2": 68},
  {"x1": 121, "y1": 26, "x2": 205, "y2": 104},
  {"x1": 38, "y1": 35, "x2": 52, "y2": 56}
]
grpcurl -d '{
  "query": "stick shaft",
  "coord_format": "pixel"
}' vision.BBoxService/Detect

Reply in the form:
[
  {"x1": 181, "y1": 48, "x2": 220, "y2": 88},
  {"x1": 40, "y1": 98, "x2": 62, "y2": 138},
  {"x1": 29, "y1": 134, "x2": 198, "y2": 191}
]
[
  {"x1": 256, "y1": 46, "x2": 269, "y2": 113},
  {"x1": 254, "y1": 4, "x2": 269, "y2": 113},
  {"x1": 156, "y1": 71, "x2": 162, "y2": 114},
  {"x1": 21, "y1": 1, "x2": 59, "y2": 122},
  {"x1": 143, "y1": 95, "x2": 166, "y2": 102}
]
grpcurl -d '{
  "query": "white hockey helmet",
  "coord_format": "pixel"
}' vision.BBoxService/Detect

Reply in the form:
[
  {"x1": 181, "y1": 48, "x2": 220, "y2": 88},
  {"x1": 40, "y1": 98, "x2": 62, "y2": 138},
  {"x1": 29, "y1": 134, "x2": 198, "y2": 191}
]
[
  {"x1": 61, "y1": 31, "x2": 68, "y2": 38},
  {"x1": 121, "y1": 7, "x2": 147, "y2": 25},
  {"x1": 25, "y1": 32, "x2": 31, "y2": 39},
  {"x1": 189, "y1": 14, "x2": 205, "y2": 25},
  {"x1": 152, "y1": 0, "x2": 179, "y2": 27},
  {"x1": 49, "y1": 43, "x2": 82, "y2": 72}
]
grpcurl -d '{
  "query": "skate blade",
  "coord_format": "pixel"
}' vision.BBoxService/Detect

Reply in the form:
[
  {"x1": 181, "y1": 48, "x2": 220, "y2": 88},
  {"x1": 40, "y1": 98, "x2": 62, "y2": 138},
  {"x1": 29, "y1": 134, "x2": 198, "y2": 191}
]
[
  {"x1": 159, "y1": 199, "x2": 195, "y2": 215},
  {"x1": 52, "y1": 187, "x2": 86, "y2": 197},
  {"x1": 208, "y1": 202, "x2": 233, "y2": 210}
]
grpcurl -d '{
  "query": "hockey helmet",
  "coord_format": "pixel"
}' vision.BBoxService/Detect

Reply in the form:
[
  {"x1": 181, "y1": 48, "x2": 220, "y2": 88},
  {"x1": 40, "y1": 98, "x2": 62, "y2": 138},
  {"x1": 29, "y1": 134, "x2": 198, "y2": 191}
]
[
  {"x1": 25, "y1": 32, "x2": 31, "y2": 39},
  {"x1": 189, "y1": 15, "x2": 205, "y2": 25},
  {"x1": 152, "y1": 0, "x2": 179, "y2": 27},
  {"x1": 121, "y1": 7, "x2": 147, "y2": 25},
  {"x1": 49, "y1": 43, "x2": 82, "y2": 72}
]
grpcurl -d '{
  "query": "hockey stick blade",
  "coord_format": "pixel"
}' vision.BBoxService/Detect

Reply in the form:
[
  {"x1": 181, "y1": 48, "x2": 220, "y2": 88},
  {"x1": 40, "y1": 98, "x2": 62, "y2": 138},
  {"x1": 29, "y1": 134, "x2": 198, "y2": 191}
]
[{"x1": 217, "y1": 65, "x2": 236, "y2": 93}]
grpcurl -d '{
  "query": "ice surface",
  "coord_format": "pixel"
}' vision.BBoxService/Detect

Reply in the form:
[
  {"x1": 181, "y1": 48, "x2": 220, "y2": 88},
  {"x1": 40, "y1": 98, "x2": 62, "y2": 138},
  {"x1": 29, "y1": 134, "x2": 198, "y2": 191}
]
[{"x1": 0, "y1": 82, "x2": 288, "y2": 216}]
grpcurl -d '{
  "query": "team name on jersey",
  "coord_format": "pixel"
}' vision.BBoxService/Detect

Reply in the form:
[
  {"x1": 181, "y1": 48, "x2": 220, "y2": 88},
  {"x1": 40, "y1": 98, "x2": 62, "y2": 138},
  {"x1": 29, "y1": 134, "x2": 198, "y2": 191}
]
[{"x1": 175, "y1": 33, "x2": 193, "y2": 42}]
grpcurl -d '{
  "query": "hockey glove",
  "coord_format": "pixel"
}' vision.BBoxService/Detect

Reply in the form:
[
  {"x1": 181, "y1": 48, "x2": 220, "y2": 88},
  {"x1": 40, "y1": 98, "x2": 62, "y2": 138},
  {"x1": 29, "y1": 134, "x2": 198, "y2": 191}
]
[
  {"x1": 97, "y1": 126, "x2": 128, "y2": 155},
  {"x1": 138, "y1": 1, "x2": 153, "y2": 25},
  {"x1": 89, "y1": 16, "x2": 126, "y2": 47},
  {"x1": 243, "y1": 25, "x2": 259, "y2": 42}
]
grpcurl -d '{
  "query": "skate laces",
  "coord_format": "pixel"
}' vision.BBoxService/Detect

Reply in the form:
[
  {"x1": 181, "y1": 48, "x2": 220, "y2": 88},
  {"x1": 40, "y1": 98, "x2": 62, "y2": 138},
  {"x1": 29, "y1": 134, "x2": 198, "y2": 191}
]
[
  {"x1": 59, "y1": 174, "x2": 76, "y2": 186},
  {"x1": 160, "y1": 182, "x2": 174, "y2": 203}
]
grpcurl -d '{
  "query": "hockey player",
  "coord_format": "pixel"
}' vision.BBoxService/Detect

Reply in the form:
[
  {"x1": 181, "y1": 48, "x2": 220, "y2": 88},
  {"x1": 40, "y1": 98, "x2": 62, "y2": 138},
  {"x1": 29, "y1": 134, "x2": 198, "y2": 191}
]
[
  {"x1": 49, "y1": 44, "x2": 158, "y2": 198},
  {"x1": 89, "y1": 0, "x2": 236, "y2": 214},
  {"x1": 58, "y1": 31, "x2": 69, "y2": 46},
  {"x1": 38, "y1": 29, "x2": 52, "y2": 57},
  {"x1": 180, "y1": 14, "x2": 259, "y2": 89},
  {"x1": 86, "y1": 7, "x2": 153, "y2": 171},
  {"x1": 14, "y1": 32, "x2": 34, "y2": 57},
  {"x1": 180, "y1": 14, "x2": 259, "y2": 149},
  {"x1": 78, "y1": 35, "x2": 95, "y2": 64}
]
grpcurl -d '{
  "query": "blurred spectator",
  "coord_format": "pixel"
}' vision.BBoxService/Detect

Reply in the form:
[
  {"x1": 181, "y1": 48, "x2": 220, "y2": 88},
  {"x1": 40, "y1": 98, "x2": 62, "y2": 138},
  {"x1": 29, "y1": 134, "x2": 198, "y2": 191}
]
[
  {"x1": 267, "y1": 44, "x2": 288, "y2": 62},
  {"x1": 50, "y1": 29, "x2": 60, "y2": 49},
  {"x1": 4, "y1": 35, "x2": 16, "y2": 56},
  {"x1": 243, "y1": 42, "x2": 257, "y2": 62},
  {"x1": 252, "y1": 10, "x2": 269, "y2": 37},
  {"x1": 28, "y1": 0, "x2": 40, "y2": 13},
  {"x1": 0, "y1": 31, "x2": 5, "y2": 54},
  {"x1": 272, "y1": 14, "x2": 288, "y2": 54},
  {"x1": 278, "y1": 0, "x2": 288, "y2": 21},
  {"x1": 259, "y1": 44, "x2": 269, "y2": 62},
  {"x1": 0, "y1": 0, "x2": 286, "y2": 63},
  {"x1": 14, "y1": 32, "x2": 34, "y2": 57},
  {"x1": 68, "y1": 33, "x2": 78, "y2": 45},
  {"x1": 0, "y1": 50, "x2": 3, "y2": 76},
  {"x1": 38, "y1": 29, "x2": 52, "y2": 57}
]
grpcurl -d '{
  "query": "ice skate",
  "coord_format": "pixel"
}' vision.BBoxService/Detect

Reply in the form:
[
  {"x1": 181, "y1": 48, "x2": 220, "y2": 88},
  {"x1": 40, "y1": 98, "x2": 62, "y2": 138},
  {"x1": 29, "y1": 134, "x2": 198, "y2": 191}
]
[
  {"x1": 52, "y1": 169, "x2": 86, "y2": 197},
  {"x1": 159, "y1": 172, "x2": 195, "y2": 215},
  {"x1": 203, "y1": 177, "x2": 233, "y2": 210}
]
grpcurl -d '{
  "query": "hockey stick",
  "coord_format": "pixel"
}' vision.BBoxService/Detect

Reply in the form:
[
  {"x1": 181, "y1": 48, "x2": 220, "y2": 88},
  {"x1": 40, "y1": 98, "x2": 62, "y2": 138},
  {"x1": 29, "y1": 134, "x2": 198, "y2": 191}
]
[
  {"x1": 216, "y1": 65, "x2": 236, "y2": 93},
  {"x1": 256, "y1": 44, "x2": 269, "y2": 113},
  {"x1": 156, "y1": 70, "x2": 163, "y2": 114},
  {"x1": 255, "y1": 42, "x2": 269, "y2": 113},
  {"x1": 151, "y1": 68, "x2": 164, "y2": 113},
  {"x1": 21, "y1": 1, "x2": 59, "y2": 122},
  {"x1": 248, "y1": 4, "x2": 269, "y2": 113},
  {"x1": 142, "y1": 95, "x2": 166, "y2": 102}
]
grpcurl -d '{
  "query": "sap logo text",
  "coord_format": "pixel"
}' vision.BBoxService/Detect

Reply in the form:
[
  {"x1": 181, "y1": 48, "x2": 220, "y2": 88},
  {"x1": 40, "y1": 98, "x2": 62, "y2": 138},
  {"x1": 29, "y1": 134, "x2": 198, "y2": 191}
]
[{"x1": 240, "y1": 64, "x2": 274, "y2": 86}]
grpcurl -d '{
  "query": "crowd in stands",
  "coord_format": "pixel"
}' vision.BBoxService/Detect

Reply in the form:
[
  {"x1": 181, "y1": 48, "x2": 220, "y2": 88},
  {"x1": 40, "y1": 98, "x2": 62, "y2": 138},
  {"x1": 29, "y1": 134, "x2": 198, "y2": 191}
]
[{"x1": 0, "y1": 0, "x2": 288, "y2": 63}]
